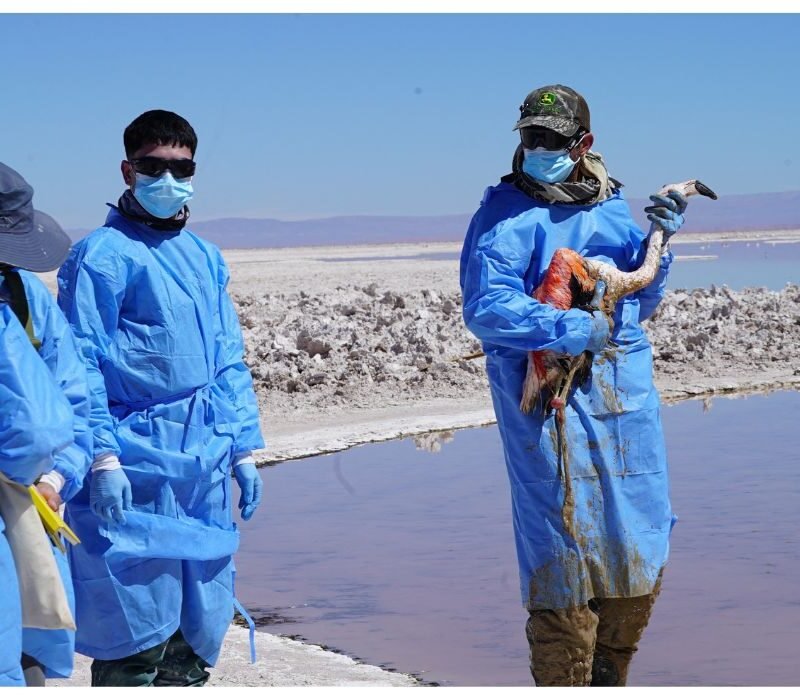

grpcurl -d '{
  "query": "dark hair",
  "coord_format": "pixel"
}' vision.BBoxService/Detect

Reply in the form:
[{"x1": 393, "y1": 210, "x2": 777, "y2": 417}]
[{"x1": 123, "y1": 109, "x2": 198, "y2": 158}]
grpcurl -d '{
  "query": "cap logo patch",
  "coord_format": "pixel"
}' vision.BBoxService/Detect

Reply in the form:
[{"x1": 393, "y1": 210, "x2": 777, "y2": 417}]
[{"x1": 539, "y1": 92, "x2": 556, "y2": 106}]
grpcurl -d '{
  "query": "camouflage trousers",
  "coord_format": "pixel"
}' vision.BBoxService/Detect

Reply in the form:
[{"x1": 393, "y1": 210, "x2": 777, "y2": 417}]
[
  {"x1": 526, "y1": 571, "x2": 664, "y2": 686},
  {"x1": 90, "y1": 630, "x2": 210, "y2": 687}
]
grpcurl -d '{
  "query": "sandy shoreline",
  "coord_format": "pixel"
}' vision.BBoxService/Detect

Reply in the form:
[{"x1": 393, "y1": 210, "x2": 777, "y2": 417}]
[
  {"x1": 51, "y1": 625, "x2": 420, "y2": 687},
  {"x1": 252, "y1": 377, "x2": 800, "y2": 466},
  {"x1": 39, "y1": 232, "x2": 800, "y2": 686}
]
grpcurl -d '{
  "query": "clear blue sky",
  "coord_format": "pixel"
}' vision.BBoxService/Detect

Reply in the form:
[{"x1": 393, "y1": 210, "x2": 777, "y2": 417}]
[{"x1": 1, "y1": 12, "x2": 798, "y2": 228}]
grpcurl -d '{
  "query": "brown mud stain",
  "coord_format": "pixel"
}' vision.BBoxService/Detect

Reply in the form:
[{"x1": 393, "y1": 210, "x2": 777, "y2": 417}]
[
  {"x1": 527, "y1": 539, "x2": 656, "y2": 611},
  {"x1": 596, "y1": 374, "x2": 624, "y2": 415},
  {"x1": 554, "y1": 409, "x2": 577, "y2": 540}
]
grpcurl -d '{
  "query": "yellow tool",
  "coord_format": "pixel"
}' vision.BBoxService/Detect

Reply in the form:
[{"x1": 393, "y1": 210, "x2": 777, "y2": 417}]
[{"x1": 28, "y1": 486, "x2": 80, "y2": 553}]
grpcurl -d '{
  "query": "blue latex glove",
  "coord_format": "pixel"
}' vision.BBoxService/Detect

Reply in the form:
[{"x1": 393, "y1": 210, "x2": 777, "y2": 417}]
[
  {"x1": 234, "y1": 461, "x2": 263, "y2": 521},
  {"x1": 585, "y1": 281, "x2": 610, "y2": 353},
  {"x1": 644, "y1": 190, "x2": 688, "y2": 243},
  {"x1": 90, "y1": 468, "x2": 133, "y2": 524}
]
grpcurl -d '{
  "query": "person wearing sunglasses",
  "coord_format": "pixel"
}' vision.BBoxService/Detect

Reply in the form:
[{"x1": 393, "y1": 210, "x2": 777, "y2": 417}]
[
  {"x1": 56, "y1": 110, "x2": 265, "y2": 686},
  {"x1": 460, "y1": 85, "x2": 691, "y2": 686}
]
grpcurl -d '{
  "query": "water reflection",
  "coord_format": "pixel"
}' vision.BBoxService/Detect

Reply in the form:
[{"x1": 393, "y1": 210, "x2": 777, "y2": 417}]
[
  {"x1": 412, "y1": 430, "x2": 455, "y2": 453},
  {"x1": 234, "y1": 390, "x2": 800, "y2": 686}
]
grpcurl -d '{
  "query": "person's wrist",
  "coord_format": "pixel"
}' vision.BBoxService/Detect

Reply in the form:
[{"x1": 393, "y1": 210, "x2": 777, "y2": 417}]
[
  {"x1": 92, "y1": 453, "x2": 122, "y2": 472},
  {"x1": 233, "y1": 451, "x2": 255, "y2": 469},
  {"x1": 37, "y1": 470, "x2": 65, "y2": 494}
]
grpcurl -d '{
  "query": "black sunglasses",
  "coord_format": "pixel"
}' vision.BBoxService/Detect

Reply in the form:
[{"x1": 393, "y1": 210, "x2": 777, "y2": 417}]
[
  {"x1": 130, "y1": 156, "x2": 196, "y2": 179},
  {"x1": 520, "y1": 126, "x2": 585, "y2": 153}
]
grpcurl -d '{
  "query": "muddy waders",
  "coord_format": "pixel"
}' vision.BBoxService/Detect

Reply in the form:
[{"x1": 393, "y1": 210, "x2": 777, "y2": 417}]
[{"x1": 526, "y1": 572, "x2": 663, "y2": 686}]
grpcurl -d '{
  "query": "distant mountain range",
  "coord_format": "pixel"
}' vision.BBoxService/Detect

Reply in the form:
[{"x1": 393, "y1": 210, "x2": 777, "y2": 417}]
[{"x1": 66, "y1": 190, "x2": 800, "y2": 249}]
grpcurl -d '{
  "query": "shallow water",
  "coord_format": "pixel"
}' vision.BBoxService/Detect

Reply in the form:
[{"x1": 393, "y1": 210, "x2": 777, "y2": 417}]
[
  {"x1": 234, "y1": 390, "x2": 800, "y2": 686},
  {"x1": 667, "y1": 240, "x2": 800, "y2": 291},
  {"x1": 319, "y1": 241, "x2": 800, "y2": 291}
]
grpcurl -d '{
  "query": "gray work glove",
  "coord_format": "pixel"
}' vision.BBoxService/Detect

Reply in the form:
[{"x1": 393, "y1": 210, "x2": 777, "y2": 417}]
[
  {"x1": 644, "y1": 190, "x2": 688, "y2": 246},
  {"x1": 585, "y1": 281, "x2": 610, "y2": 353}
]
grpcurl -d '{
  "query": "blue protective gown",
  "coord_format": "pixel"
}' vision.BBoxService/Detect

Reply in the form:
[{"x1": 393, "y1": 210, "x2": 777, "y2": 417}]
[
  {"x1": 57, "y1": 207, "x2": 265, "y2": 664},
  {"x1": 4, "y1": 271, "x2": 92, "y2": 679},
  {"x1": 0, "y1": 303, "x2": 74, "y2": 686},
  {"x1": 460, "y1": 181, "x2": 676, "y2": 611}
]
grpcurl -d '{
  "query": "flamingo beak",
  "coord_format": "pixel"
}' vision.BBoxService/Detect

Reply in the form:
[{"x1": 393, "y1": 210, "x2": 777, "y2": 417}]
[{"x1": 694, "y1": 180, "x2": 718, "y2": 200}]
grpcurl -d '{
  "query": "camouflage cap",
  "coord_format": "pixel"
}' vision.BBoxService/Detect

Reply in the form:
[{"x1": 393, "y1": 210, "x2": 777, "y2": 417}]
[{"x1": 513, "y1": 84, "x2": 591, "y2": 137}]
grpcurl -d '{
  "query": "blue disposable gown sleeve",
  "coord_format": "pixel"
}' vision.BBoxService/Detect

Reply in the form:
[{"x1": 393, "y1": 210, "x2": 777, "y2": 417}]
[
  {"x1": 56, "y1": 242, "x2": 124, "y2": 459},
  {"x1": 213, "y1": 251, "x2": 265, "y2": 455},
  {"x1": 459, "y1": 187, "x2": 496, "y2": 291},
  {"x1": 0, "y1": 304, "x2": 74, "y2": 485},
  {"x1": 461, "y1": 218, "x2": 593, "y2": 355},
  {"x1": 22, "y1": 272, "x2": 93, "y2": 501}
]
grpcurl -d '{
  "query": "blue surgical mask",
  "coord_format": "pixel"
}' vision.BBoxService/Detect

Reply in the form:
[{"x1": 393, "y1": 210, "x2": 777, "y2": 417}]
[
  {"x1": 133, "y1": 172, "x2": 193, "y2": 219},
  {"x1": 522, "y1": 148, "x2": 578, "y2": 184}
]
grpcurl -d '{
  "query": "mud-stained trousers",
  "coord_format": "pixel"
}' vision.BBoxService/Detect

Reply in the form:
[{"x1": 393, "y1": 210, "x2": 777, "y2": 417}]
[
  {"x1": 90, "y1": 630, "x2": 210, "y2": 687},
  {"x1": 526, "y1": 571, "x2": 664, "y2": 686}
]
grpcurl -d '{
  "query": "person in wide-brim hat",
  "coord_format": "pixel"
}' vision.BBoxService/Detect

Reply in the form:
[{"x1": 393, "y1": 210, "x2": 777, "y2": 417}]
[
  {"x1": 0, "y1": 162, "x2": 71, "y2": 273},
  {"x1": 0, "y1": 160, "x2": 87, "y2": 687}
]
